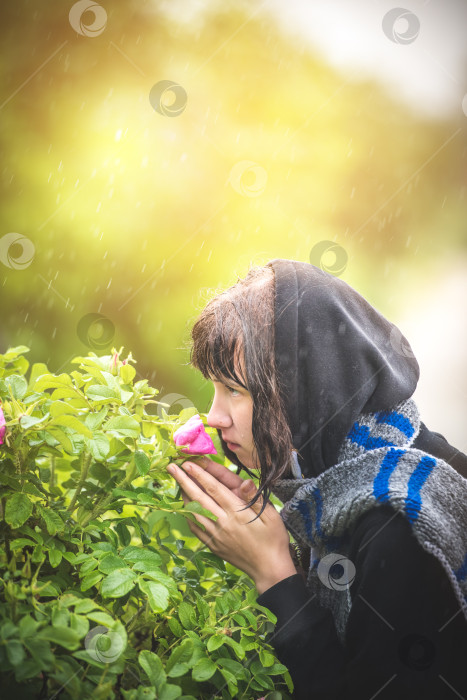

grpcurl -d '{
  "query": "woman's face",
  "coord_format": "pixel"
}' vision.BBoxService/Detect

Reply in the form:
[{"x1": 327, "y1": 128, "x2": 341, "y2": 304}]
[{"x1": 206, "y1": 370, "x2": 258, "y2": 470}]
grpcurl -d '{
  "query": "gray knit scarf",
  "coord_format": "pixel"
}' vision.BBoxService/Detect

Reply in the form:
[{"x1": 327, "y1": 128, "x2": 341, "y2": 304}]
[{"x1": 272, "y1": 398, "x2": 467, "y2": 644}]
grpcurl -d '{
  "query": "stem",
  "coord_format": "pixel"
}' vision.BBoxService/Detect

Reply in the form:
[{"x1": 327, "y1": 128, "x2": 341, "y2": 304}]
[
  {"x1": 80, "y1": 460, "x2": 136, "y2": 527},
  {"x1": 67, "y1": 451, "x2": 92, "y2": 514},
  {"x1": 50, "y1": 455, "x2": 55, "y2": 490},
  {"x1": 127, "y1": 600, "x2": 148, "y2": 633}
]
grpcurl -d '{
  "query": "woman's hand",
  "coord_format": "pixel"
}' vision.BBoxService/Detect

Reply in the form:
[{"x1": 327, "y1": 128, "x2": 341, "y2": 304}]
[
  {"x1": 187, "y1": 455, "x2": 261, "y2": 502},
  {"x1": 167, "y1": 460, "x2": 297, "y2": 594}
]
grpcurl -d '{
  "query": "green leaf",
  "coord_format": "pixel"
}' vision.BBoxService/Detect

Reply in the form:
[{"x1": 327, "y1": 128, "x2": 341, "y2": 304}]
[
  {"x1": 183, "y1": 501, "x2": 218, "y2": 521},
  {"x1": 88, "y1": 432, "x2": 111, "y2": 460},
  {"x1": 104, "y1": 415, "x2": 140, "y2": 438},
  {"x1": 28, "y1": 362, "x2": 49, "y2": 390},
  {"x1": 36, "y1": 504, "x2": 64, "y2": 535},
  {"x1": 168, "y1": 617, "x2": 183, "y2": 637},
  {"x1": 85, "y1": 620, "x2": 127, "y2": 664},
  {"x1": 81, "y1": 571, "x2": 103, "y2": 592},
  {"x1": 139, "y1": 650, "x2": 166, "y2": 690},
  {"x1": 74, "y1": 598, "x2": 99, "y2": 614},
  {"x1": 266, "y1": 662, "x2": 289, "y2": 675},
  {"x1": 177, "y1": 602, "x2": 197, "y2": 630},
  {"x1": 5, "y1": 493, "x2": 33, "y2": 528},
  {"x1": 158, "y1": 683, "x2": 182, "y2": 700},
  {"x1": 9, "y1": 538, "x2": 35, "y2": 551},
  {"x1": 259, "y1": 649, "x2": 275, "y2": 667},
  {"x1": 69, "y1": 613, "x2": 90, "y2": 639},
  {"x1": 222, "y1": 635, "x2": 245, "y2": 660},
  {"x1": 138, "y1": 579, "x2": 170, "y2": 612},
  {"x1": 192, "y1": 657, "x2": 217, "y2": 682},
  {"x1": 0, "y1": 621, "x2": 19, "y2": 640},
  {"x1": 120, "y1": 364, "x2": 136, "y2": 384},
  {"x1": 121, "y1": 688, "x2": 156, "y2": 700},
  {"x1": 50, "y1": 414, "x2": 93, "y2": 438},
  {"x1": 121, "y1": 546, "x2": 162, "y2": 568},
  {"x1": 49, "y1": 401, "x2": 79, "y2": 417},
  {"x1": 87, "y1": 611, "x2": 115, "y2": 627},
  {"x1": 219, "y1": 667, "x2": 238, "y2": 694},
  {"x1": 46, "y1": 427, "x2": 74, "y2": 453},
  {"x1": 85, "y1": 407, "x2": 108, "y2": 430},
  {"x1": 134, "y1": 449, "x2": 150, "y2": 476},
  {"x1": 99, "y1": 554, "x2": 127, "y2": 574},
  {"x1": 37, "y1": 625, "x2": 80, "y2": 650},
  {"x1": 216, "y1": 657, "x2": 246, "y2": 678},
  {"x1": 166, "y1": 639, "x2": 194, "y2": 674},
  {"x1": 116, "y1": 520, "x2": 131, "y2": 546},
  {"x1": 131, "y1": 559, "x2": 163, "y2": 575},
  {"x1": 206, "y1": 634, "x2": 225, "y2": 652},
  {"x1": 2, "y1": 344, "x2": 30, "y2": 359},
  {"x1": 6, "y1": 639, "x2": 25, "y2": 666},
  {"x1": 18, "y1": 615, "x2": 40, "y2": 639},
  {"x1": 100, "y1": 568, "x2": 137, "y2": 598},
  {"x1": 48, "y1": 549, "x2": 63, "y2": 567},
  {"x1": 19, "y1": 414, "x2": 47, "y2": 429},
  {"x1": 86, "y1": 385, "x2": 120, "y2": 402},
  {"x1": 34, "y1": 373, "x2": 73, "y2": 390},
  {"x1": 135, "y1": 568, "x2": 177, "y2": 593},
  {"x1": 5, "y1": 374, "x2": 28, "y2": 399}
]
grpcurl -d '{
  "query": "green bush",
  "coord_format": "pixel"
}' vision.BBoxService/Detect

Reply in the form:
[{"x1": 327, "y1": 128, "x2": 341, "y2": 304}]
[{"x1": 0, "y1": 346, "x2": 293, "y2": 699}]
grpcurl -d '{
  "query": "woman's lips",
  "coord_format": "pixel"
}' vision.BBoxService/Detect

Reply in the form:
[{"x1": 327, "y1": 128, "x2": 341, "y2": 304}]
[{"x1": 226, "y1": 441, "x2": 241, "y2": 451}]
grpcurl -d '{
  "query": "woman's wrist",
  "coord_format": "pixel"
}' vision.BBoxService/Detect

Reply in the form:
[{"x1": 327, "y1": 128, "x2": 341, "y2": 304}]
[{"x1": 254, "y1": 555, "x2": 298, "y2": 595}]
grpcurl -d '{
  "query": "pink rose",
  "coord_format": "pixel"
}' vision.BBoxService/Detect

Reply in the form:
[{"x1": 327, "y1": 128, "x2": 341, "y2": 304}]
[
  {"x1": 0, "y1": 406, "x2": 6, "y2": 446},
  {"x1": 173, "y1": 414, "x2": 217, "y2": 455}
]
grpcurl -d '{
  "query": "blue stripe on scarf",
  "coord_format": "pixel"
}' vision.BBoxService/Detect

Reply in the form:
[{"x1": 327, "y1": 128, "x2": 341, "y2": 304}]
[
  {"x1": 348, "y1": 423, "x2": 395, "y2": 450},
  {"x1": 312, "y1": 487, "x2": 323, "y2": 538},
  {"x1": 454, "y1": 552, "x2": 467, "y2": 582},
  {"x1": 405, "y1": 455, "x2": 437, "y2": 523},
  {"x1": 375, "y1": 410, "x2": 415, "y2": 439},
  {"x1": 311, "y1": 487, "x2": 341, "y2": 551},
  {"x1": 296, "y1": 500, "x2": 314, "y2": 540},
  {"x1": 373, "y1": 448, "x2": 406, "y2": 503}
]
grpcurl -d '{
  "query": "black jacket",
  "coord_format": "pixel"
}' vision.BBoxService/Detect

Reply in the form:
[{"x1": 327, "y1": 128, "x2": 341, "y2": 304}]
[{"x1": 256, "y1": 425, "x2": 467, "y2": 700}]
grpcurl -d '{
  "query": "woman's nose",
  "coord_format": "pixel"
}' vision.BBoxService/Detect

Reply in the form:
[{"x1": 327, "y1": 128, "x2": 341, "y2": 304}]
[{"x1": 207, "y1": 394, "x2": 232, "y2": 429}]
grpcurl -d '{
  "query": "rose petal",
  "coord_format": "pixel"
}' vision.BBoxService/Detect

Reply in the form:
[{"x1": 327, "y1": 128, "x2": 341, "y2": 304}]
[
  {"x1": 173, "y1": 414, "x2": 217, "y2": 454},
  {"x1": 180, "y1": 432, "x2": 217, "y2": 455},
  {"x1": 173, "y1": 414, "x2": 203, "y2": 446}
]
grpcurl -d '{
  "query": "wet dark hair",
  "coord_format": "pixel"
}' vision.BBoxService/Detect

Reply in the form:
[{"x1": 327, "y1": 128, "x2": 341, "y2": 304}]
[{"x1": 190, "y1": 265, "x2": 294, "y2": 518}]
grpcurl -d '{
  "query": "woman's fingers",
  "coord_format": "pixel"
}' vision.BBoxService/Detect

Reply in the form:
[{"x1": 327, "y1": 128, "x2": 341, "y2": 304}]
[
  {"x1": 180, "y1": 487, "x2": 217, "y2": 539},
  {"x1": 168, "y1": 463, "x2": 224, "y2": 518},
  {"x1": 193, "y1": 456, "x2": 245, "y2": 490},
  {"x1": 179, "y1": 461, "x2": 264, "y2": 515}
]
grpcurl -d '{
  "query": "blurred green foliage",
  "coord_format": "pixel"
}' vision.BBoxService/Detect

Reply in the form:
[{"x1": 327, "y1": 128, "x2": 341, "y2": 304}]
[{"x1": 0, "y1": 0, "x2": 465, "y2": 412}]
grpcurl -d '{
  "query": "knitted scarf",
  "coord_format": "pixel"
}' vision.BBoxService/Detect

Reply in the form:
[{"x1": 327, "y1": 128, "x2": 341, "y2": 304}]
[{"x1": 272, "y1": 398, "x2": 467, "y2": 644}]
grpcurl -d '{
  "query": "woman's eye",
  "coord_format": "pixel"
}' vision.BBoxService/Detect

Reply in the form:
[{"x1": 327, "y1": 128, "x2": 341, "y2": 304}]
[{"x1": 226, "y1": 386, "x2": 240, "y2": 396}]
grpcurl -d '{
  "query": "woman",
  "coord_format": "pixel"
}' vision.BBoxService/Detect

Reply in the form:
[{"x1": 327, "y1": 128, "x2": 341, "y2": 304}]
[{"x1": 166, "y1": 259, "x2": 467, "y2": 699}]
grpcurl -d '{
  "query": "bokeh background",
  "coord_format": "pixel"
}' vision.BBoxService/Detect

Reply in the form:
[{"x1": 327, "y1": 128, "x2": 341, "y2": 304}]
[{"x1": 1, "y1": 0, "x2": 466, "y2": 450}]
